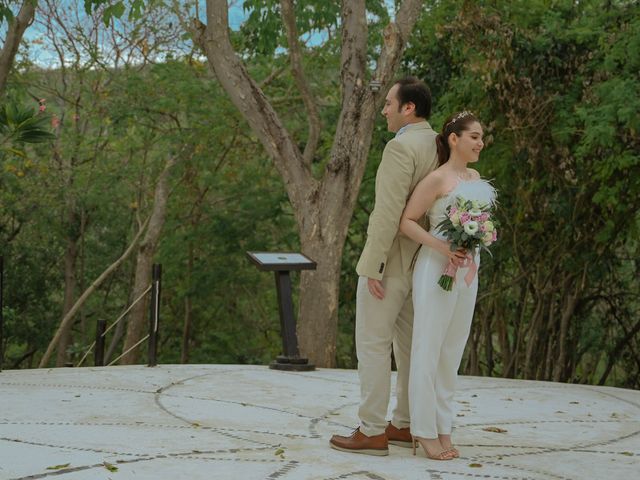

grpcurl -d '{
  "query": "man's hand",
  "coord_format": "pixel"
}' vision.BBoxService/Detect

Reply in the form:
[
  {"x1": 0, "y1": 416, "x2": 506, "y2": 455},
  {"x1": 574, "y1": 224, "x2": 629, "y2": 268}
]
[{"x1": 367, "y1": 278, "x2": 385, "y2": 300}]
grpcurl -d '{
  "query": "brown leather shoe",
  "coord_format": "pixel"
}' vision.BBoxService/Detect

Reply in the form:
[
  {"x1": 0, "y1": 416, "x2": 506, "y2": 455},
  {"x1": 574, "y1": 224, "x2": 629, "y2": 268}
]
[
  {"x1": 385, "y1": 422, "x2": 412, "y2": 448},
  {"x1": 329, "y1": 427, "x2": 389, "y2": 456}
]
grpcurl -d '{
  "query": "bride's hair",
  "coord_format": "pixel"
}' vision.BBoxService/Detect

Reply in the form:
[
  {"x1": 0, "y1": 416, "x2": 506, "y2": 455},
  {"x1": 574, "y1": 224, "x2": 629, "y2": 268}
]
[{"x1": 436, "y1": 111, "x2": 479, "y2": 166}]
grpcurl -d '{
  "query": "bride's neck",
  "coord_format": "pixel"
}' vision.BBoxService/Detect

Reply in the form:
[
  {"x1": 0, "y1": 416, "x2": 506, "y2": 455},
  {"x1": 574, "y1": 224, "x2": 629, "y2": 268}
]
[{"x1": 445, "y1": 155, "x2": 468, "y2": 174}]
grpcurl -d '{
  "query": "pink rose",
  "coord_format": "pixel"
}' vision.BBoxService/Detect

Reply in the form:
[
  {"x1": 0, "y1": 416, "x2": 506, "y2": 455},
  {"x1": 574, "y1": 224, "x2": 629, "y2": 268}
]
[
  {"x1": 492, "y1": 230, "x2": 497, "y2": 242},
  {"x1": 460, "y1": 212, "x2": 471, "y2": 224},
  {"x1": 478, "y1": 213, "x2": 489, "y2": 222},
  {"x1": 450, "y1": 207, "x2": 458, "y2": 215}
]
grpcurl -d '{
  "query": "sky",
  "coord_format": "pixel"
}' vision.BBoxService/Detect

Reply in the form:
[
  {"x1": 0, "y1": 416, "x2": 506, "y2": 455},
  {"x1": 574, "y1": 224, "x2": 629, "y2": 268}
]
[{"x1": 6, "y1": 0, "x2": 396, "y2": 68}]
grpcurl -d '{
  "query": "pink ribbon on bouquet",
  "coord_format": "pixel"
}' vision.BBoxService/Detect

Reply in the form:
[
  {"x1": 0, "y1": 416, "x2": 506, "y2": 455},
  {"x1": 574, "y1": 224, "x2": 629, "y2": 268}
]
[
  {"x1": 445, "y1": 254, "x2": 478, "y2": 287},
  {"x1": 460, "y1": 254, "x2": 478, "y2": 287}
]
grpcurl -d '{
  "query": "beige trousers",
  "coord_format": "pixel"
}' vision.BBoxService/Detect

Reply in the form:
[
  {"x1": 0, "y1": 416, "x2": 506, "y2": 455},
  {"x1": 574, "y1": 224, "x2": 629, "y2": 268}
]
[{"x1": 355, "y1": 274, "x2": 414, "y2": 437}]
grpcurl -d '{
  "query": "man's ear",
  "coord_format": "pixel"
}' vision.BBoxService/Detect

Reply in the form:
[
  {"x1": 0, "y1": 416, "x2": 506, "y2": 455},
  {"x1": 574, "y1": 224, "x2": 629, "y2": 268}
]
[{"x1": 403, "y1": 102, "x2": 416, "y2": 116}]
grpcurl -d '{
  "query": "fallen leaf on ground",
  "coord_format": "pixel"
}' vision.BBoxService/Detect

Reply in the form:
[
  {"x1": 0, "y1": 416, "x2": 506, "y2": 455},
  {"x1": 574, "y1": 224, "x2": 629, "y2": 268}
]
[
  {"x1": 482, "y1": 426, "x2": 507, "y2": 433},
  {"x1": 46, "y1": 464, "x2": 70, "y2": 470},
  {"x1": 469, "y1": 463, "x2": 483, "y2": 468},
  {"x1": 621, "y1": 452, "x2": 633, "y2": 456},
  {"x1": 274, "y1": 448, "x2": 285, "y2": 456},
  {"x1": 103, "y1": 462, "x2": 118, "y2": 472}
]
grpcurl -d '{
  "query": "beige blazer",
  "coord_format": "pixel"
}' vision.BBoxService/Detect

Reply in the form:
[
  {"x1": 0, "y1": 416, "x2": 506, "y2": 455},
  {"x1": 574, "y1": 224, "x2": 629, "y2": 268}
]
[{"x1": 356, "y1": 121, "x2": 438, "y2": 280}]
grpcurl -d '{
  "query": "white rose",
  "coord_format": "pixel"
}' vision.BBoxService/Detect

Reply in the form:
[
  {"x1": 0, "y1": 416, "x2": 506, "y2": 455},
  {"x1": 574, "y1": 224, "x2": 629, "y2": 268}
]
[
  {"x1": 483, "y1": 221, "x2": 494, "y2": 233},
  {"x1": 469, "y1": 208, "x2": 482, "y2": 217},
  {"x1": 463, "y1": 221, "x2": 479, "y2": 235},
  {"x1": 450, "y1": 212, "x2": 461, "y2": 226},
  {"x1": 483, "y1": 232, "x2": 493, "y2": 245}
]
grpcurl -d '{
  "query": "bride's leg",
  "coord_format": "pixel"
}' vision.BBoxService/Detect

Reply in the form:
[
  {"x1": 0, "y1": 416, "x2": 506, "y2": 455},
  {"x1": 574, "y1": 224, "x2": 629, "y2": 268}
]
[
  {"x1": 409, "y1": 248, "x2": 458, "y2": 440},
  {"x1": 434, "y1": 279, "x2": 478, "y2": 454}
]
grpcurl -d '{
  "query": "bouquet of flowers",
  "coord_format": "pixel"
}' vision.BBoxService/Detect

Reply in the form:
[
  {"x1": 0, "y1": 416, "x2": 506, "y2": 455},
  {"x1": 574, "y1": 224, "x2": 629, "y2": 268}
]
[{"x1": 435, "y1": 196, "x2": 498, "y2": 291}]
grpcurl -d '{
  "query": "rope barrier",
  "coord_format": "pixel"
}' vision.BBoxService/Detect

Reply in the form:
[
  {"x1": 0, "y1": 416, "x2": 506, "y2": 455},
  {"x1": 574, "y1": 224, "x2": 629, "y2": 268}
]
[
  {"x1": 75, "y1": 284, "x2": 152, "y2": 367},
  {"x1": 107, "y1": 334, "x2": 150, "y2": 367}
]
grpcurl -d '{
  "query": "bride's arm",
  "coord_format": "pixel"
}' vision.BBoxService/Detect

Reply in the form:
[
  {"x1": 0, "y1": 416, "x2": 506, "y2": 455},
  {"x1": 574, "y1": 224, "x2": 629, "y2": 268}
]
[{"x1": 400, "y1": 175, "x2": 466, "y2": 261}]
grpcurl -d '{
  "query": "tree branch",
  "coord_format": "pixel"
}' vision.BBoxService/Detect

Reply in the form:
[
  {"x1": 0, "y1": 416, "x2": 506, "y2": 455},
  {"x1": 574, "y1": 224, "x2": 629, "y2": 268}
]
[
  {"x1": 280, "y1": 0, "x2": 321, "y2": 166},
  {"x1": 191, "y1": 0, "x2": 315, "y2": 208},
  {"x1": 339, "y1": 0, "x2": 367, "y2": 106},
  {"x1": 324, "y1": 0, "x2": 425, "y2": 182},
  {"x1": 38, "y1": 215, "x2": 150, "y2": 368},
  {"x1": 373, "y1": 0, "x2": 425, "y2": 97},
  {"x1": 0, "y1": 0, "x2": 37, "y2": 95}
]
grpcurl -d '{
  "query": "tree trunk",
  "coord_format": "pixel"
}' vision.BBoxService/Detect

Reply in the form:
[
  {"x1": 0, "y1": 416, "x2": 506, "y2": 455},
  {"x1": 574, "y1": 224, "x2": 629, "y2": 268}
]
[
  {"x1": 0, "y1": 1, "x2": 36, "y2": 95},
  {"x1": 38, "y1": 218, "x2": 149, "y2": 367},
  {"x1": 553, "y1": 270, "x2": 584, "y2": 382},
  {"x1": 181, "y1": 242, "x2": 194, "y2": 364},
  {"x1": 121, "y1": 155, "x2": 176, "y2": 364},
  {"x1": 193, "y1": 0, "x2": 424, "y2": 366},
  {"x1": 56, "y1": 230, "x2": 78, "y2": 366}
]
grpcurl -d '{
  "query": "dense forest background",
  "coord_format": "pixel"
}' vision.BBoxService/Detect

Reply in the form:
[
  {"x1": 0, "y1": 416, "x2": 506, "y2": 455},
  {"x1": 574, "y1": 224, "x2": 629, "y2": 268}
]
[{"x1": 1, "y1": 0, "x2": 638, "y2": 388}]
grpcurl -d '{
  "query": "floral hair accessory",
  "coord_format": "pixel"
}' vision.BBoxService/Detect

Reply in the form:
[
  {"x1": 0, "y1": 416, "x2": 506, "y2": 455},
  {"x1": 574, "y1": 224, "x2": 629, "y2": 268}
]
[{"x1": 444, "y1": 110, "x2": 474, "y2": 130}]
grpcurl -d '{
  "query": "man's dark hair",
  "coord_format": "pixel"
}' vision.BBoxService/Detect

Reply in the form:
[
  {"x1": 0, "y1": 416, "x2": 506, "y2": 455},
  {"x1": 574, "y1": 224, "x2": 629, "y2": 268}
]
[{"x1": 395, "y1": 76, "x2": 432, "y2": 119}]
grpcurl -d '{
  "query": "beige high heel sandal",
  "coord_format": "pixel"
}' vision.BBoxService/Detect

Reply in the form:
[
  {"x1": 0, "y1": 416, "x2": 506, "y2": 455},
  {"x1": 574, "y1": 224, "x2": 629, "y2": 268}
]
[{"x1": 411, "y1": 436, "x2": 455, "y2": 460}]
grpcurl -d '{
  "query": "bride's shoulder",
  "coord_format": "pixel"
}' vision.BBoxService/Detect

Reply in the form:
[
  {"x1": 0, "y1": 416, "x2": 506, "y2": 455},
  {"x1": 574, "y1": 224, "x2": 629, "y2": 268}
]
[{"x1": 467, "y1": 168, "x2": 481, "y2": 180}]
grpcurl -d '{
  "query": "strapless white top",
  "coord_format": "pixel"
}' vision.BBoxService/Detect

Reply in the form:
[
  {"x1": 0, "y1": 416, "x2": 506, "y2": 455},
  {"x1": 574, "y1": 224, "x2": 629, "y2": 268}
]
[{"x1": 428, "y1": 179, "x2": 497, "y2": 240}]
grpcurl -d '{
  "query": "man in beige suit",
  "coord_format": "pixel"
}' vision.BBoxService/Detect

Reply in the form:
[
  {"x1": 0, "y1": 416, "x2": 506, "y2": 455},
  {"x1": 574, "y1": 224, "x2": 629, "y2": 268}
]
[{"x1": 330, "y1": 77, "x2": 438, "y2": 456}]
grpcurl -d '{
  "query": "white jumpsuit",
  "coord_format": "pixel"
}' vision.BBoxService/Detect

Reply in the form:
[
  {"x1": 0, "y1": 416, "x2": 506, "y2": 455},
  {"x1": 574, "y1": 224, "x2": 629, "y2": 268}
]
[{"x1": 409, "y1": 179, "x2": 496, "y2": 439}]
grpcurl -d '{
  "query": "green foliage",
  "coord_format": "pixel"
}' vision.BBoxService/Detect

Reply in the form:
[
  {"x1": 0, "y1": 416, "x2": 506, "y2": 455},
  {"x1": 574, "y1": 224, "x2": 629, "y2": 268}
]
[
  {"x1": 0, "y1": 101, "x2": 55, "y2": 157},
  {"x1": 1, "y1": 0, "x2": 637, "y2": 388},
  {"x1": 239, "y1": 0, "x2": 340, "y2": 55},
  {"x1": 83, "y1": 0, "x2": 148, "y2": 26},
  {"x1": 399, "y1": 0, "x2": 640, "y2": 387}
]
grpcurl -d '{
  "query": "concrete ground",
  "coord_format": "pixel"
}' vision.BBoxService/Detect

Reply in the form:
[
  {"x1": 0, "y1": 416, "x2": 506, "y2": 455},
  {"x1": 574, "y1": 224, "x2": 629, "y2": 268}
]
[{"x1": 0, "y1": 364, "x2": 638, "y2": 479}]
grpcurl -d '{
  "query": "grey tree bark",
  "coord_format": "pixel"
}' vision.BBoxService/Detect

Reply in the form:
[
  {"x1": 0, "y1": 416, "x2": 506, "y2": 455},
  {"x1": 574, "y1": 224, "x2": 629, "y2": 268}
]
[
  {"x1": 191, "y1": 0, "x2": 425, "y2": 367},
  {"x1": 38, "y1": 217, "x2": 149, "y2": 367},
  {"x1": 120, "y1": 154, "x2": 177, "y2": 364},
  {"x1": 0, "y1": 1, "x2": 36, "y2": 95}
]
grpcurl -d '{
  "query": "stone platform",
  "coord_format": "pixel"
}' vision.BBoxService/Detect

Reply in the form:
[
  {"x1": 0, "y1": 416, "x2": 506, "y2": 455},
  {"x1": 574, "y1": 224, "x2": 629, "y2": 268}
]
[{"x1": 0, "y1": 364, "x2": 638, "y2": 479}]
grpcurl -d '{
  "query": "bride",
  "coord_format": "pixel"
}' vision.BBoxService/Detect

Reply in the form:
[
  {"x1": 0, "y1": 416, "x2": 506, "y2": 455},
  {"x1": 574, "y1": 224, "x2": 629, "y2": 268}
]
[{"x1": 399, "y1": 111, "x2": 497, "y2": 460}]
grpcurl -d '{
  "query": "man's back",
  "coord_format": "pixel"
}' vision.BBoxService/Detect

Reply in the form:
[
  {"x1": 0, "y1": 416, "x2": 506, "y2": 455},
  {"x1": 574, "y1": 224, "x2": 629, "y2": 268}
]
[{"x1": 356, "y1": 121, "x2": 438, "y2": 279}]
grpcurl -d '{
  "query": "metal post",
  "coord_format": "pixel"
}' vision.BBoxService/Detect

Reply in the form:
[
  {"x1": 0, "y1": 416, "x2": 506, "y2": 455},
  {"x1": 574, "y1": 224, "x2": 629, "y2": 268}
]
[
  {"x1": 0, "y1": 256, "x2": 4, "y2": 372},
  {"x1": 274, "y1": 270, "x2": 299, "y2": 359},
  {"x1": 147, "y1": 263, "x2": 161, "y2": 367},
  {"x1": 94, "y1": 319, "x2": 106, "y2": 366}
]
